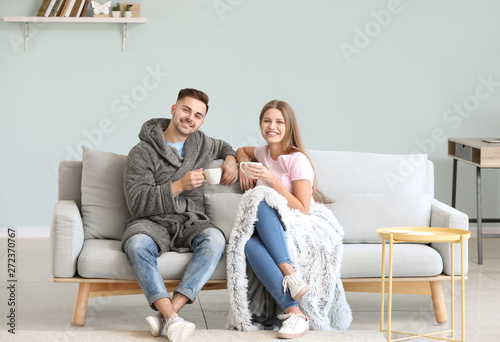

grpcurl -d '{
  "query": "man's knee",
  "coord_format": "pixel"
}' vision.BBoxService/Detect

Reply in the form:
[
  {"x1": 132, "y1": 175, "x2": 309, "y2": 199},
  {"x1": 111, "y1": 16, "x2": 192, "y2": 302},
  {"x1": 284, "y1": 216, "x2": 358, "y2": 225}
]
[
  {"x1": 194, "y1": 228, "x2": 226, "y2": 254},
  {"x1": 124, "y1": 234, "x2": 157, "y2": 258}
]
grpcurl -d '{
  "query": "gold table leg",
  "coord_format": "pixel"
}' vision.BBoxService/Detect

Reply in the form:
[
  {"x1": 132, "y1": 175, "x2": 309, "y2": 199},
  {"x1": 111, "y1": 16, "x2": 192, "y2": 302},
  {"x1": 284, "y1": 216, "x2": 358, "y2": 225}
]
[
  {"x1": 387, "y1": 235, "x2": 394, "y2": 341},
  {"x1": 380, "y1": 238, "x2": 386, "y2": 335},
  {"x1": 379, "y1": 233, "x2": 466, "y2": 342}
]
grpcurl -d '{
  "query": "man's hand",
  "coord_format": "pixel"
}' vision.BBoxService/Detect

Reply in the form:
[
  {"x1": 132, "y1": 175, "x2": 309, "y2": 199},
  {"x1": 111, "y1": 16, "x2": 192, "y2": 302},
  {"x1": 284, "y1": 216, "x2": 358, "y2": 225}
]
[
  {"x1": 172, "y1": 168, "x2": 204, "y2": 197},
  {"x1": 239, "y1": 167, "x2": 257, "y2": 191},
  {"x1": 220, "y1": 155, "x2": 238, "y2": 185}
]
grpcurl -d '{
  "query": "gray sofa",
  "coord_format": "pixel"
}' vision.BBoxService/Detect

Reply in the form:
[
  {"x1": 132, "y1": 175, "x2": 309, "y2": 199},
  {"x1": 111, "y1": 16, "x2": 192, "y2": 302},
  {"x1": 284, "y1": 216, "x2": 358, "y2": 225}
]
[{"x1": 51, "y1": 147, "x2": 468, "y2": 326}]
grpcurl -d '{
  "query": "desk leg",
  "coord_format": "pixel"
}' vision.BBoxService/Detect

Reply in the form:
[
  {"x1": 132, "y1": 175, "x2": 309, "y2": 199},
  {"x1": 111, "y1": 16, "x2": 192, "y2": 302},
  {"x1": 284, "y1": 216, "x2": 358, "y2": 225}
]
[
  {"x1": 452, "y1": 159, "x2": 457, "y2": 208},
  {"x1": 476, "y1": 167, "x2": 483, "y2": 265}
]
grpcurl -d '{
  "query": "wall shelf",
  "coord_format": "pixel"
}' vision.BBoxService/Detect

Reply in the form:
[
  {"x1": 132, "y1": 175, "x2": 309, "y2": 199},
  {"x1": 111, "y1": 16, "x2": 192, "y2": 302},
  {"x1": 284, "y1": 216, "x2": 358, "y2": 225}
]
[{"x1": 3, "y1": 16, "x2": 147, "y2": 52}]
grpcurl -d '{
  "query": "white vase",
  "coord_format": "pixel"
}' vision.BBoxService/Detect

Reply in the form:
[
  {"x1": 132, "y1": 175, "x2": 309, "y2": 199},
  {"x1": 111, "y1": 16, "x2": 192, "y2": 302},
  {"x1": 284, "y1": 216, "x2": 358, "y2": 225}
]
[
  {"x1": 112, "y1": 11, "x2": 121, "y2": 18},
  {"x1": 125, "y1": 11, "x2": 132, "y2": 18}
]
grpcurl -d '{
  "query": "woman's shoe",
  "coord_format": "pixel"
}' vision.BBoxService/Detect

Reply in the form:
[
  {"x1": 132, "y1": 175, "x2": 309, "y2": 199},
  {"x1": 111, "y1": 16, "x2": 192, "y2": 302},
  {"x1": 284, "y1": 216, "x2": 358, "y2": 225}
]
[
  {"x1": 282, "y1": 273, "x2": 309, "y2": 300},
  {"x1": 277, "y1": 313, "x2": 309, "y2": 339}
]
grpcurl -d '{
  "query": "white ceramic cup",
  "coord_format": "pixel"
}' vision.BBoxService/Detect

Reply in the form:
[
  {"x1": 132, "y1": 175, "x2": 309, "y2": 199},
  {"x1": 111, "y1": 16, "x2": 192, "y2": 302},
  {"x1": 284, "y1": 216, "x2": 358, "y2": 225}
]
[
  {"x1": 240, "y1": 162, "x2": 262, "y2": 178},
  {"x1": 203, "y1": 168, "x2": 222, "y2": 184}
]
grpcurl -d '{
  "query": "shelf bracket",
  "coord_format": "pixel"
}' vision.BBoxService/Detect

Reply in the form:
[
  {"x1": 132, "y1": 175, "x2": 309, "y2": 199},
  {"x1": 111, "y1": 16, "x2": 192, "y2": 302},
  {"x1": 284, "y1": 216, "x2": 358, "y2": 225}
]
[
  {"x1": 25, "y1": 22, "x2": 29, "y2": 51},
  {"x1": 122, "y1": 23, "x2": 127, "y2": 52}
]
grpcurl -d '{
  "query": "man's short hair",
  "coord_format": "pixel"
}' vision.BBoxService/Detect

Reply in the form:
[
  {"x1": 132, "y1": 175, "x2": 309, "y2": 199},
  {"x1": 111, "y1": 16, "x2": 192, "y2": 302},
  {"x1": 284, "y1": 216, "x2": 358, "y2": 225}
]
[{"x1": 177, "y1": 88, "x2": 209, "y2": 114}]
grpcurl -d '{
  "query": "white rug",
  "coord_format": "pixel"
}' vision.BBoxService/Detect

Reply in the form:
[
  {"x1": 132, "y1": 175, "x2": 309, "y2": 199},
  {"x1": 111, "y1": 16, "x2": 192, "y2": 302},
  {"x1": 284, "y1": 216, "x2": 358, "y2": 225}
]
[{"x1": 1, "y1": 329, "x2": 386, "y2": 341}]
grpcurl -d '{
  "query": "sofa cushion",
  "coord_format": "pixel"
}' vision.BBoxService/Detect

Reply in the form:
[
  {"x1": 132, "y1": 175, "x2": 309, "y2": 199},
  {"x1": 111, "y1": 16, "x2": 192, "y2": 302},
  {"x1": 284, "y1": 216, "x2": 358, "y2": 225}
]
[
  {"x1": 341, "y1": 243, "x2": 443, "y2": 278},
  {"x1": 81, "y1": 146, "x2": 130, "y2": 241},
  {"x1": 204, "y1": 193, "x2": 243, "y2": 242},
  {"x1": 307, "y1": 150, "x2": 428, "y2": 195},
  {"x1": 329, "y1": 193, "x2": 432, "y2": 243},
  {"x1": 77, "y1": 239, "x2": 227, "y2": 280}
]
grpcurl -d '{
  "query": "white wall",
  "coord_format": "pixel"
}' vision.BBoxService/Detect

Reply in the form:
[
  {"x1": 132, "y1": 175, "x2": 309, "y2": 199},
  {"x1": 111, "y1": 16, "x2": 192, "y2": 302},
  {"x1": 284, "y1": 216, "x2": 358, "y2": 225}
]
[{"x1": 1, "y1": 0, "x2": 500, "y2": 229}]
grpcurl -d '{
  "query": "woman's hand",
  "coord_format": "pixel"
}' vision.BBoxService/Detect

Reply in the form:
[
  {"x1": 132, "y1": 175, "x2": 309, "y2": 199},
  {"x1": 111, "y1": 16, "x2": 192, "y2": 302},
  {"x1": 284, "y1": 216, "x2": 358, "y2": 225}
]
[{"x1": 240, "y1": 163, "x2": 277, "y2": 188}]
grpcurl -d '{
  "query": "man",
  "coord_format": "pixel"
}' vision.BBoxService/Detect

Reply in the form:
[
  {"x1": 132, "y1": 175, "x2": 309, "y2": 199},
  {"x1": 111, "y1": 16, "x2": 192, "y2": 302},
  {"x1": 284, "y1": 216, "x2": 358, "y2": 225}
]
[{"x1": 122, "y1": 88, "x2": 238, "y2": 342}]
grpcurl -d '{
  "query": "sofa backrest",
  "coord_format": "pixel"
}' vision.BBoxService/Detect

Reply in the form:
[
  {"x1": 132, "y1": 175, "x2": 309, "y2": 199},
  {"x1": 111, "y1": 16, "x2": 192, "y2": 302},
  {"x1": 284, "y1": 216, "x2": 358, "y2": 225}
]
[
  {"x1": 307, "y1": 150, "x2": 434, "y2": 243},
  {"x1": 58, "y1": 148, "x2": 435, "y2": 244},
  {"x1": 307, "y1": 150, "x2": 432, "y2": 195},
  {"x1": 58, "y1": 160, "x2": 83, "y2": 210},
  {"x1": 57, "y1": 148, "x2": 243, "y2": 242}
]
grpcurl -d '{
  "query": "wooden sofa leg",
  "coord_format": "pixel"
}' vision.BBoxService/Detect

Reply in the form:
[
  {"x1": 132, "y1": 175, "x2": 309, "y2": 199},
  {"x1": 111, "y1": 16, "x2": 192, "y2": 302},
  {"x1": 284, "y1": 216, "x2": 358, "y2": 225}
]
[
  {"x1": 72, "y1": 283, "x2": 91, "y2": 326},
  {"x1": 430, "y1": 281, "x2": 448, "y2": 324}
]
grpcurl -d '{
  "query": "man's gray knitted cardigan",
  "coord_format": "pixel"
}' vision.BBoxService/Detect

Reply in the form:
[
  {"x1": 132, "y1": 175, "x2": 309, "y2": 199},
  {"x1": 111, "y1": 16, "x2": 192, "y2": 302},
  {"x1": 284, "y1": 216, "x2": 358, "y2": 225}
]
[{"x1": 121, "y1": 118, "x2": 236, "y2": 254}]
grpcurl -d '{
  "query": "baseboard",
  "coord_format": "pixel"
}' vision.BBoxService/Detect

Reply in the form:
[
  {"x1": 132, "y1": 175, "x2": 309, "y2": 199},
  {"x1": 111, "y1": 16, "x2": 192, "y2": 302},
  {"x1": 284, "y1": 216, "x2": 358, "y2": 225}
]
[{"x1": 0, "y1": 226, "x2": 50, "y2": 238}]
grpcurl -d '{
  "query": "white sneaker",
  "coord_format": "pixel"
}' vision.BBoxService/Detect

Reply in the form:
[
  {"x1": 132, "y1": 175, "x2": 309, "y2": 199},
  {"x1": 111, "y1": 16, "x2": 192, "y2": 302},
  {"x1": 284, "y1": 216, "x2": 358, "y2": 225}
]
[
  {"x1": 282, "y1": 274, "x2": 309, "y2": 301},
  {"x1": 145, "y1": 312, "x2": 166, "y2": 337},
  {"x1": 277, "y1": 313, "x2": 310, "y2": 339},
  {"x1": 164, "y1": 316, "x2": 196, "y2": 342}
]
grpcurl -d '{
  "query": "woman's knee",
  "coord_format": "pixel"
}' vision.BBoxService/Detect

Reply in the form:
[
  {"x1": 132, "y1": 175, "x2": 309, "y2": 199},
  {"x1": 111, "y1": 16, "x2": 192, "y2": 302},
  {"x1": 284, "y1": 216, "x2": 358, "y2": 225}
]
[
  {"x1": 257, "y1": 200, "x2": 273, "y2": 215},
  {"x1": 244, "y1": 236, "x2": 261, "y2": 260}
]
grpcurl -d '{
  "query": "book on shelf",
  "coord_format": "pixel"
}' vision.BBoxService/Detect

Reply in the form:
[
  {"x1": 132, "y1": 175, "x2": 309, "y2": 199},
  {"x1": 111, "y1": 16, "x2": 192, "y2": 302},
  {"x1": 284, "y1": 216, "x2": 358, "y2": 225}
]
[
  {"x1": 36, "y1": 0, "x2": 91, "y2": 17},
  {"x1": 49, "y1": 0, "x2": 63, "y2": 16},
  {"x1": 70, "y1": 0, "x2": 83, "y2": 17},
  {"x1": 63, "y1": 0, "x2": 77, "y2": 17},
  {"x1": 37, "y1": 0, "x2": 53, "y2": 16},
  {"x1": 57, "y1": 0, "x2": 70, "y2": 16},
  {"x1": 80, "y1": 0, "x2": 91, "y2": 17}
]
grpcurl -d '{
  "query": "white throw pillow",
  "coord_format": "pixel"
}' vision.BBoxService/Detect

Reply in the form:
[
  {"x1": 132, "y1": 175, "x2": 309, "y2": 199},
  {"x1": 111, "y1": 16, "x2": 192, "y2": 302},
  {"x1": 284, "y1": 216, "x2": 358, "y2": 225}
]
[
  {"x1": 204, "y1": 193, "x2": 242, "y2": 242},
  {"x1": 81, "y1": 146, "x2": 130, "y2": 240},
  {"x1": 329, "y1": 193, "x2": 432, "y2": 243}
]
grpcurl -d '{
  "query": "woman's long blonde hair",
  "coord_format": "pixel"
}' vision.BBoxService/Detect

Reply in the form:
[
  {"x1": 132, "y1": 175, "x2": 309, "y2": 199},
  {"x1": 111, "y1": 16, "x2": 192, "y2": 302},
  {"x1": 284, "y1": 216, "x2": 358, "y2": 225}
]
[{"x1": 259, "y1": 100, "x2": 329, "y2": 203}]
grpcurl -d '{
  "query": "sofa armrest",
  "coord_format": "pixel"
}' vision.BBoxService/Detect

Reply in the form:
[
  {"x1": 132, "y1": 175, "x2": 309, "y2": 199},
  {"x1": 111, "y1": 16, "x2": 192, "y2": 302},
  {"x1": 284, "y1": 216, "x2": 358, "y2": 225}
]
[
  {"x1": 50, "y1": 200, "x2": 85, "y2": 278},
  {"x1": 430, "y1": 199, "x2": 469, "y2": 275}
]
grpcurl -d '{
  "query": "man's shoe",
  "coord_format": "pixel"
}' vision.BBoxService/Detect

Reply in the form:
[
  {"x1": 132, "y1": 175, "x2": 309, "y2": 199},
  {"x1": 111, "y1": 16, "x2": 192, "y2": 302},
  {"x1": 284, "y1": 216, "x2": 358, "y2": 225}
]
[
  {"x1": 282, "y1": 273, "x2": 309, "y2": 301},
  {"x1": 277, "y1": 313, "x2": 309, "y2": 339},
  {"x1": 164, "y1": 316, "x2": 196, "y2": 342},
  {"x1": 145, "y1": 312, "x2": 166, "y2": 337}
]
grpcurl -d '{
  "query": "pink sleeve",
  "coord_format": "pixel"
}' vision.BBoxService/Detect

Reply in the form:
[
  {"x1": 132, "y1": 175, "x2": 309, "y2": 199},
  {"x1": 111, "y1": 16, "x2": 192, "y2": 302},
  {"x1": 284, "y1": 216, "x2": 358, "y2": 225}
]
[{"x1": 289, "y1": 153, "x2": 314, "y2": 182}]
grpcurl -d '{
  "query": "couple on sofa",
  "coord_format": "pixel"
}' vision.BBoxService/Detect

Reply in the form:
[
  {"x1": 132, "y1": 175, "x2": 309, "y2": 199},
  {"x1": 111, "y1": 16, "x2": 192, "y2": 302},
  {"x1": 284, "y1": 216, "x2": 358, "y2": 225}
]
[{"x1": 122, "y1": 88, "x2": 350, "y2": 341}]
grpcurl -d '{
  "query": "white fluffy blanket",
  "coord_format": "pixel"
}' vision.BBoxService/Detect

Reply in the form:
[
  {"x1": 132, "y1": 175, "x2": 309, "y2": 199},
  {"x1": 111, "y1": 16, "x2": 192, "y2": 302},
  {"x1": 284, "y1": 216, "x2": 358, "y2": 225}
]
[{"x1": 225, "y1": 187, "x2": 352, "y2": 331}]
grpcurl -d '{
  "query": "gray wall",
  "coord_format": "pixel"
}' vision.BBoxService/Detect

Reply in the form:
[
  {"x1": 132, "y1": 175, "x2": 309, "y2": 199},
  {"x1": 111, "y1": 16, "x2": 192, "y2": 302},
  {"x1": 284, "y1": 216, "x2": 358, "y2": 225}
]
[{"x1": 1, "y1": 0, "x2": 500, "y2": 229}]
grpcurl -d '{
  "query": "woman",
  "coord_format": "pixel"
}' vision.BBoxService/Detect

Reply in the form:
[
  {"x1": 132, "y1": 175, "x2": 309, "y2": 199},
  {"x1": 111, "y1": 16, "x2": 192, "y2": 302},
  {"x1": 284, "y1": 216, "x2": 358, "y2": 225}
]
[{"x1": 227, "y1": 100, "x2": 350, "y2": 339}]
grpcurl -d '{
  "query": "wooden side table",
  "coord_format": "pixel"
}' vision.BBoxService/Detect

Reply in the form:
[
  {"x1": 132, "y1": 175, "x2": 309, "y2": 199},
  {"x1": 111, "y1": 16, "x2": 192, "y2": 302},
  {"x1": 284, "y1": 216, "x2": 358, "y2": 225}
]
[
  {"x1": 377, "y1": 227, "x2": 470, "y2": 342},
  {"x1": 448, "y1": 138, "x2": 500, "y2": 264}
]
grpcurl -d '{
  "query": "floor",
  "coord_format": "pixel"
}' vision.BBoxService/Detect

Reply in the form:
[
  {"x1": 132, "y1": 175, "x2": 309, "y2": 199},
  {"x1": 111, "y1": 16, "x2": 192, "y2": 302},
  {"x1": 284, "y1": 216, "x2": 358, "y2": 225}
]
[{"x1": 1, "y1": 237, "x2": 499, "y2": 341}]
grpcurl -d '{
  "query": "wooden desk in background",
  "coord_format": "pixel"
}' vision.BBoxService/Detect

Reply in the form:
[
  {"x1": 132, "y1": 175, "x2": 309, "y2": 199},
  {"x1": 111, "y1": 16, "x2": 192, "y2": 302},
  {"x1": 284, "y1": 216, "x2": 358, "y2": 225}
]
[{"x1": 448, "y1": 138, "x2": 500, "y2": 264}]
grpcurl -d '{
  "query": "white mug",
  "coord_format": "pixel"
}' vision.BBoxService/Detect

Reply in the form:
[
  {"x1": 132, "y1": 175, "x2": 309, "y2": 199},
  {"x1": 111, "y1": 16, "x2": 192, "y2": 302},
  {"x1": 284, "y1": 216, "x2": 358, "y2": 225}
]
[
  {"x1": 240, "y1": 162, "x2": 262, "y2": 178},
  {"x1": 203, "y1": 168, "x2": 222, "y2": 184}
]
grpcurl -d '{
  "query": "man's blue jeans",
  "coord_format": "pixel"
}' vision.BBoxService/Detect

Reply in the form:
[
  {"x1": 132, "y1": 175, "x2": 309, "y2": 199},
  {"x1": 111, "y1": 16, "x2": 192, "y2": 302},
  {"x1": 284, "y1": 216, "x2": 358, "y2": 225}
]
[
  {"x1": 244, "y1": 201, "x2": 298, "y2": 311},
  {"x1": 123, "y1": 228, "x2": 225, "y2": 308}
]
